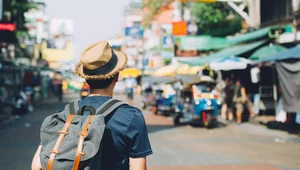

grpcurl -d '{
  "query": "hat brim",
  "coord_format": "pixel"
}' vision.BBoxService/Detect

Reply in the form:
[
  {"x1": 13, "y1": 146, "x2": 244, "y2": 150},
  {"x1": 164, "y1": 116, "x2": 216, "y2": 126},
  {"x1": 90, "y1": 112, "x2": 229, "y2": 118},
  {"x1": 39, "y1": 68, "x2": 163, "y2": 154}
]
[{"x1": 74, "y1": 50, "x2": 128, "y2": 80}]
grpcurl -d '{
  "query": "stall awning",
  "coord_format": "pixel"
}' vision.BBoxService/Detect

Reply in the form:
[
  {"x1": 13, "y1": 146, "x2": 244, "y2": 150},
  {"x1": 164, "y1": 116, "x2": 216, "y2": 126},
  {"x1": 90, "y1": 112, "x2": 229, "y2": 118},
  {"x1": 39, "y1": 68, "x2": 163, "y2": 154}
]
[
  {"x1": 153, "y1": 65, "x2": 178, "y2": 77},
  {"x1": 252, "y1": 45, "x2": 300, "y2": 63},
  {"x1": 249, "y1": 44, "x2": 287, "y2": 61},
  {"x1": 178, "y1": 40, "x2": 267, "y2": 66},
  {"x1": 226, "y1": 27, "x2": 271, "y2": 45},
  {"x1": 179, "y1": 26, "x2": 283, "y2": 51}
]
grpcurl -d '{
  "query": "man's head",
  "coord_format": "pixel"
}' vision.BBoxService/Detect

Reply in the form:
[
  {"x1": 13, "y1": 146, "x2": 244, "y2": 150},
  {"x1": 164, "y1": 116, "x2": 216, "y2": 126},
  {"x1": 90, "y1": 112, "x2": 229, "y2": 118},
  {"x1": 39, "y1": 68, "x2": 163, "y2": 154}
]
[
  {"x1": 225, "y1": 77, "x2": 230, "y2": 83},
  {"x1": 75, "y1": 40, "x2": 128, "y2": 90},
  {"x1": 85, "y1": 73, "x2": 118, "y2": 90},
  {"x1": 235, "y1": 78, "x2": 241, "y2": 85}
]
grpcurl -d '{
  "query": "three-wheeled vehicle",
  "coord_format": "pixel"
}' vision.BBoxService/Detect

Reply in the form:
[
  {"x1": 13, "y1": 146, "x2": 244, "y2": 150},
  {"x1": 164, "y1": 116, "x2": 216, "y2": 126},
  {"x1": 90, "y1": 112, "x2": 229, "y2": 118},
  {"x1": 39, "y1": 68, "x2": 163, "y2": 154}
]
[
  {"x1": 150, "y1": 76, "x2": 177, "y2": 115},
  {"x1": 140, "y1": 81, "x2": 154, "y2": 110},
  {"x1": 172, "y1": 75, "x2": 220, "y2": 128}
]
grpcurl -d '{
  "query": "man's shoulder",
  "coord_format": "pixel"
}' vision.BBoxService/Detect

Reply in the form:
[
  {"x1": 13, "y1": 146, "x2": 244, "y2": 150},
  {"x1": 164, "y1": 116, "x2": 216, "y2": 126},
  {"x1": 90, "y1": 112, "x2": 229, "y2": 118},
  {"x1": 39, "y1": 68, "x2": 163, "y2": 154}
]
[
  {"x1": 117, "y1": 103, "x2": 143, "y2": 116},
  {"x1": 77, "y1": 97, "x2": 143, "y2": 117}
]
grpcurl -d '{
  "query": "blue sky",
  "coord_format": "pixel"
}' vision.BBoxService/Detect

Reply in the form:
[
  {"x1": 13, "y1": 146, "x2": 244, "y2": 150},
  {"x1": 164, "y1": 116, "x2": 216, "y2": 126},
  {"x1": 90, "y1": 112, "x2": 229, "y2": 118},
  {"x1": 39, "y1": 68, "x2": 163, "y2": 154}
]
[{"x1": 45, "y1": 0, "x2": 132, "y2": 58}]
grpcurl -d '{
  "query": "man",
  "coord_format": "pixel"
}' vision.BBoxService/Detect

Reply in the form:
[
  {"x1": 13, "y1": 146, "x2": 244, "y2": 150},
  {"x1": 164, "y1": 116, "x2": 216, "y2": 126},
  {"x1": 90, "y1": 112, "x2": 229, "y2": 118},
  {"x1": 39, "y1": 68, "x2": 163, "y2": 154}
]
[
  {"x1": 233, "y1": 78, "x2": 254, "y2": 124},
  {"x1": 53, "y1": 71, "x2": 63, "y2": 101},
  {"x1": 31, "y1": 40, "x2": 152, "y2": 170},
  {"x1": 221, "y1": 77, "x2": 234, "y2": 120},
  {"x1": 125, "y1": 75, "x2": 137, "y2": 105}
]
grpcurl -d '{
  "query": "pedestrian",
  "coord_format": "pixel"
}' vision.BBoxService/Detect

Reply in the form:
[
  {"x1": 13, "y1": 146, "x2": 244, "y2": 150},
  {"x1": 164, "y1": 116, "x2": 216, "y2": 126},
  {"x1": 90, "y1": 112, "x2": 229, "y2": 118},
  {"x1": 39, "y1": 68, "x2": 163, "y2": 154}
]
[
  {"x1": 233, "y1": 78, "x2": 254, "y2": 124},
  {"x1": 221, "y1": 77, "x2": 234, "y2": 121},
  {"x1": 125, "y1": 75, "x2": 137, "y2": 105},
  {"x1": 53, "y1": 71, "x2": 63, "y2": 102},
  {"x1": 31, "y1": 40, "x2": 152, "y2": 170}
]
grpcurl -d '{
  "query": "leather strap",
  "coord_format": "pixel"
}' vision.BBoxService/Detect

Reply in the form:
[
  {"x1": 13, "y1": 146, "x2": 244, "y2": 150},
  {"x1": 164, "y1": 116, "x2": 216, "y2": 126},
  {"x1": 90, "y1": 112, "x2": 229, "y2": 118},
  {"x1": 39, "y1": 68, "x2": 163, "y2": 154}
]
[
  {"x1": 72, "y1": 115, "x2": 95, "y2": 170},
  {"x1": 47, "y1": 114, "x2": 74, "y2": 170}
]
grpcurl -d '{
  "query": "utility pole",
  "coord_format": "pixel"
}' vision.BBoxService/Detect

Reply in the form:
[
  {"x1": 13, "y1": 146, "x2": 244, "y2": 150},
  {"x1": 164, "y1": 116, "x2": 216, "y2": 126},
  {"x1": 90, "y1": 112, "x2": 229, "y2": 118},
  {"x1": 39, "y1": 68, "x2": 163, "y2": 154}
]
[
  {"x1": 180, "y1": 0, "x2": 261, "y2": 28},
  {"x1": 0, "y1": 0, "x2": 3, "y2": 21},
  {"x1": 227, "y1": 0, "x2": 260, "y2": 28}
]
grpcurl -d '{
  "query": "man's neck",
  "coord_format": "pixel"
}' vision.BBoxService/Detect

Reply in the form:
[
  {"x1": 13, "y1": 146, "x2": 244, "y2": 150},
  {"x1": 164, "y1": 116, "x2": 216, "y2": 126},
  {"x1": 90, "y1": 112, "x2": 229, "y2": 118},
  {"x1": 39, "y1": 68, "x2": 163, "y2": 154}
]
[{"x1": 90, "y1": 89, "x2": 113, "y2": 97}]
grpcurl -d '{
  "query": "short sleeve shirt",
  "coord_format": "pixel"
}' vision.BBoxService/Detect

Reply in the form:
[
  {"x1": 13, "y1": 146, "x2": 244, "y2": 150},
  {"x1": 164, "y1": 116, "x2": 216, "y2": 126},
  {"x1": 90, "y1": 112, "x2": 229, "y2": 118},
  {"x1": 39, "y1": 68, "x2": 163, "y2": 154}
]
[
  {"x1": 79, "y1": 96, "x2": 152, "y2": 170},
  {"x1": 125, "y1": 78, "x2": 137, "y2": 89}
]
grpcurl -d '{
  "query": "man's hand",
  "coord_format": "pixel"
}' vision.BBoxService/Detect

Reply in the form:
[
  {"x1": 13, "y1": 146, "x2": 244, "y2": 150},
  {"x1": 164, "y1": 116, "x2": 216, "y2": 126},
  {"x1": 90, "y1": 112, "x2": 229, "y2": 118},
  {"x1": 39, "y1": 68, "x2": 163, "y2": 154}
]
[
  {"x1": 130, "y1": 157, "x2": 147, "y2": 170},
  {"x1": 31, "y1": 145, "x2": 42, "y2": 170}
]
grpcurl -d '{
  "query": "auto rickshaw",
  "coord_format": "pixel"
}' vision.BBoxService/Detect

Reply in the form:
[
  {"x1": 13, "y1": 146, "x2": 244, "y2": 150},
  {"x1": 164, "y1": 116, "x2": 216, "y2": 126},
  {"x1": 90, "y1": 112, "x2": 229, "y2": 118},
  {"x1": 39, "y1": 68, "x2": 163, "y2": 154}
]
[
  {"x1": 140, "y1": 80, "x2": 154, "y2": 110},
  {"x1": 150, "y1": 77, "x2": 177, "y2": 115},
  {"x1": 172, "y1": 75, "x2": 220, "y2": 128}
]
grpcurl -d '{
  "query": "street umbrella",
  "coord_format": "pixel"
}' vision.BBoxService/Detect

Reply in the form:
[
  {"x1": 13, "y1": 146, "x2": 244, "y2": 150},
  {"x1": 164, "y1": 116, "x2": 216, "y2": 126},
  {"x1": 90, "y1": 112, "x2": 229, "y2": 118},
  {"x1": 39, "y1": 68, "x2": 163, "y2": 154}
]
[
  {"x1": 120, "y1": 68, "x2": 142, "y2": 78},
  {"x1": 210, "y1": 55, "x2": 251, "y2": 71},
  {"x1": 249, "y1": 43, "x2": 287, "y2": 61}
]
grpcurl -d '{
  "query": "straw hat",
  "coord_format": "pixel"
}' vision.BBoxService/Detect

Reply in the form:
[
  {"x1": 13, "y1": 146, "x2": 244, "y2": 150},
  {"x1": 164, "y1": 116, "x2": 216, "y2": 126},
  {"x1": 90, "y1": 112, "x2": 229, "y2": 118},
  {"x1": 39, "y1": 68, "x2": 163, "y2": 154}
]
[{"x1": 75, "y1": 40, "x2": 128, "y2": 80}]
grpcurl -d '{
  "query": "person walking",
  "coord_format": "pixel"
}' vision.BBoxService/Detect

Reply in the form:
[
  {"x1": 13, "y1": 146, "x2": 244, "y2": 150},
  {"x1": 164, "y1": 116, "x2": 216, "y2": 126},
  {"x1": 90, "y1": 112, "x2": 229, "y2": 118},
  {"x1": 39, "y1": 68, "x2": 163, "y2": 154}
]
[
  {"x1": 125, "y1": 75, "x2": 137, "y2": 105},
  {"x1": 53, "y1": 71, "x2": 63, "y2": 102},
  {"x1": 233, "y1": 78, "x2": 254, "y2": 124},
  {"x1": 31, "y1": 40, "x2": 152, "y2": 170},
  {"x1": 221, "y1": 77, "x2": 234, "y2": 121}
]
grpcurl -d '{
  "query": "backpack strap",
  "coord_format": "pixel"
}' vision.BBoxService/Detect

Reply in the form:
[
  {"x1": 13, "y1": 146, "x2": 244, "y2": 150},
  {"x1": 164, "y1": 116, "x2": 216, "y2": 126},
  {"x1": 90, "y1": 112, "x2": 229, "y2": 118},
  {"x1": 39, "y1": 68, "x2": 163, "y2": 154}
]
[
  {"x1": 72, "y1": 99, "x2": 126, "y2": 170},
  {"x1": 100, "y1": 100, "x2": 126, "y2": 117},
  {"x1": 63, "y1": 100, "x2": 80, "y2": 115},
  {"x1": 46, "y1": 101, "x2": 78, "y2": 170},
  {"x1": 95, "y1": 98, "x2": 126, "y2": 116}
]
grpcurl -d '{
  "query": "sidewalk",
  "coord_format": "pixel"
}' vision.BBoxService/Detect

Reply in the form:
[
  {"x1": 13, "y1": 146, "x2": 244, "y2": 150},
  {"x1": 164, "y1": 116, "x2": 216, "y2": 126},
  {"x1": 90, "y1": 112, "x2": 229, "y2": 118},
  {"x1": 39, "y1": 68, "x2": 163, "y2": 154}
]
[
  {"x1": 250, "y1": 115, "x2": 277, "y2": 125},
  {"x1": 0, "y1": 90, "x2": 78, "y2": 129},
  {"x1": 249, "y1": 115, "x2": 300, "y2": 135}
]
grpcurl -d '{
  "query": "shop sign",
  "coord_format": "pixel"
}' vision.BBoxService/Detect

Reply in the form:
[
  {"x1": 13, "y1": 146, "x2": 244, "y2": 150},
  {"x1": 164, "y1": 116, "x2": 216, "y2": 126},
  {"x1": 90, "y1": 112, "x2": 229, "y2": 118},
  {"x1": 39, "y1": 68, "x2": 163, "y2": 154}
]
[
  {"x1": 125, "y1": 26, "x2": 144, "y2": 37},
  {"x1": 179, "y1": 36, "x2": 228, "y2": 50},
  {"x1": 162, "y1": 36, "x2": 174, "y2": 48},
  {"x1": 0, "y1": 23, "x2": 15, "y2": 31},
  {"x1": 172, "y1": 21, "x2": 187, "y2": 36}
]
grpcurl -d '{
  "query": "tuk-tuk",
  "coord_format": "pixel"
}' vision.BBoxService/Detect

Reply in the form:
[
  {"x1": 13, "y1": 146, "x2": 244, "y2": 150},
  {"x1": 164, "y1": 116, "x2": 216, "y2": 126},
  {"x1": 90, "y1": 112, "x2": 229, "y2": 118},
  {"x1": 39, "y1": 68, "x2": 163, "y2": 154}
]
[
  {"x1": 172, "y1": 75, "x2": 219, "y2": 128},
  {"x1": 140, "y1": 80, "x2": 154, "y2": 110},
  {"x1": 150, "y1": 76, "x2": 177, "y2": 115}
]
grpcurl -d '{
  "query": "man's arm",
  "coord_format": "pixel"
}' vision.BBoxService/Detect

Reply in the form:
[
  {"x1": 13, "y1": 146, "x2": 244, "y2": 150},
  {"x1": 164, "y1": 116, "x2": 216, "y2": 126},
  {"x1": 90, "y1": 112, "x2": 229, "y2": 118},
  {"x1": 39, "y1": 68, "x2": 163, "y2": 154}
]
[
  {"x1": 130, "y1": 157, "x2": 147, "y2": 170},
  {"x1": 241, "y1": 87, "x2": 247, "y2": 104},
  {"x1": 31, "y1": 145, "x2": 42, "y2": 170}
]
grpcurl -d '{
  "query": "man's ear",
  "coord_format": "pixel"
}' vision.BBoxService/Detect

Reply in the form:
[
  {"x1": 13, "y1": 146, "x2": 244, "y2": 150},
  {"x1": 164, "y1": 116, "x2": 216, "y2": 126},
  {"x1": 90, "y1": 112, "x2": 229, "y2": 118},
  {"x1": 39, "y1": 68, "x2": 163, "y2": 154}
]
[{"x1": 114, "y1": 73, "x2": 119, "y2": 82}]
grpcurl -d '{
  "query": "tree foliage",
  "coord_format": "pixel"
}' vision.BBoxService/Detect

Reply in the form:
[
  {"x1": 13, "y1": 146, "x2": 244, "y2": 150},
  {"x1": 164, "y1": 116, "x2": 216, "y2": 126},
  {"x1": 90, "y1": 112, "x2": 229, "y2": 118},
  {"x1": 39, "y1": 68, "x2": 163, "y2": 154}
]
[
  {"x1": 142, "y1": 0, "x2": 173, "y2": 28},
  {"x1": 3, "y1": 0, "x2": 37, "y2": 30},
  {"x1": 191, "y1": 2, "x2": 242, "y2": 36}
]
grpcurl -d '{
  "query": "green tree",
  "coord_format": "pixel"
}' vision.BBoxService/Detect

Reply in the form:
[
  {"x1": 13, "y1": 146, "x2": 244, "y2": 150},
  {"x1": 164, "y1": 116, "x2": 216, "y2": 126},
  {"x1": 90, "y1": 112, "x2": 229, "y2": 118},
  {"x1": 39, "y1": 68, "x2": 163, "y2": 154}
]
[
  {"x1": 3, "y1": 0, "x2": 37, "y2": 31},
  {"x1": 191, "y1": 2, "x2": 242, "y2": 37},
  {"x1": 142, "y1": 0, "x2": 173, "y2": 28}
]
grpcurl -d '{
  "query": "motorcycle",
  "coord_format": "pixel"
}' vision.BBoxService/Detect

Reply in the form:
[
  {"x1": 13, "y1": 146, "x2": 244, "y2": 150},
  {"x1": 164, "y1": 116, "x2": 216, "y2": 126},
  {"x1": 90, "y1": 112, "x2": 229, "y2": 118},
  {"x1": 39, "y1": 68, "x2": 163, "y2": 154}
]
[{"x1": 80, "y1": 82, "x2": 90, "y2": 99}]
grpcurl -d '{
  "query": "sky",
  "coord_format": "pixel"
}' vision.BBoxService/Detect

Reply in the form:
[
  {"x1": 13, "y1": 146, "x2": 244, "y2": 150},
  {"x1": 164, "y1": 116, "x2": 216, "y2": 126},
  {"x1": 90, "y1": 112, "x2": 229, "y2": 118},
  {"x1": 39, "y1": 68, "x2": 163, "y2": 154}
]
[{"x1": 45, "y1": 0, "x2": 132, "y2": 59}]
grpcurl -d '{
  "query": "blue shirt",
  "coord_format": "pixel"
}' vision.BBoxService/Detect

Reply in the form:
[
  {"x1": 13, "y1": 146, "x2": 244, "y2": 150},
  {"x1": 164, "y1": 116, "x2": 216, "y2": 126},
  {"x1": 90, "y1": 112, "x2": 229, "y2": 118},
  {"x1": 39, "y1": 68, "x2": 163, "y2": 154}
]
[{"x1": 79, "y1": 96, "x2": 152, "y2": 170}]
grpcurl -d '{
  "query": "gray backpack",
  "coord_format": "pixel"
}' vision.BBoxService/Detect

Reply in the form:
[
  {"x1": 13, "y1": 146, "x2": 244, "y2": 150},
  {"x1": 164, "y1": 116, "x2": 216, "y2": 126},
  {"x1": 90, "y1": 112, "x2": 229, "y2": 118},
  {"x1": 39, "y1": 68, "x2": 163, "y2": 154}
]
[{"x1": 39, "y1": 98, "x2": 126, "y2": 170}]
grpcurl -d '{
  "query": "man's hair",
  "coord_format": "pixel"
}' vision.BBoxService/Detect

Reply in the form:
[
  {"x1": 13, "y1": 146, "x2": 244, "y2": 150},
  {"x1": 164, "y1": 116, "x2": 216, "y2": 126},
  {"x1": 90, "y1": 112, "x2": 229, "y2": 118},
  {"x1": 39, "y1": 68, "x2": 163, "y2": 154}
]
[
  {"x1": 86, "y1": 74, "x2": 117, "y2": 89},
  {"x1": 235, "y1": 78, "x2": 241, "y2": 84}
]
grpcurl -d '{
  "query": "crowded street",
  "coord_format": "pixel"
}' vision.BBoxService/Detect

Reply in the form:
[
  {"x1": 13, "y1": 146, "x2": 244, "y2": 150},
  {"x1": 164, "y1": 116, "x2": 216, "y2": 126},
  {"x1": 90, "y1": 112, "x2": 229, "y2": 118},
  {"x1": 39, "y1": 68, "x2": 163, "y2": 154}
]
[
  {"x1": 0, "y1": 91, "x2": 299, "y2": 170},
  {"x1": 2, "y1": 0, "x2": 300, "y2": 170}
]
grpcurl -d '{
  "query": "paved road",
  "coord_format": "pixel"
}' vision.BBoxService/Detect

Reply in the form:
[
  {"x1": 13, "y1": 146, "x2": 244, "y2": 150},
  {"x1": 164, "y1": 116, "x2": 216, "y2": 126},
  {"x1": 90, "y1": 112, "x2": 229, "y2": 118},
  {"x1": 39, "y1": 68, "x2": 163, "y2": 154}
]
[{"x1": 0, "y1": 91, "x2": 299, "y2": 170}]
